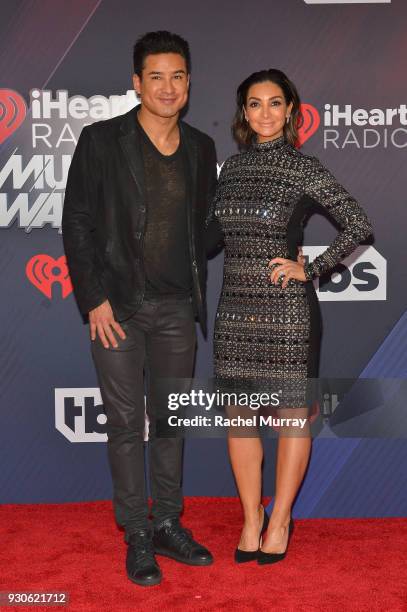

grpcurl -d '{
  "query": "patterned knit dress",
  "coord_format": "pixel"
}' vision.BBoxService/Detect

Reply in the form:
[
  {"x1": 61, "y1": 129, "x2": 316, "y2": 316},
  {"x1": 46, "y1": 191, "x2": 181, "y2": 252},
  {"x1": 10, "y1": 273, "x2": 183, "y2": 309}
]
[{"x1": 212, "y1": 135, "x2": 372, "y2": 403}]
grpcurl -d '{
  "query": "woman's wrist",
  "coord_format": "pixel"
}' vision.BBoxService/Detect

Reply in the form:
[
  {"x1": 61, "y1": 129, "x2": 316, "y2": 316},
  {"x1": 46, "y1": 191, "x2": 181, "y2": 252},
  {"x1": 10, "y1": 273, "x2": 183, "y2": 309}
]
[{"x1": 303, "y1": 262, "x2": 315, "y2": 281}]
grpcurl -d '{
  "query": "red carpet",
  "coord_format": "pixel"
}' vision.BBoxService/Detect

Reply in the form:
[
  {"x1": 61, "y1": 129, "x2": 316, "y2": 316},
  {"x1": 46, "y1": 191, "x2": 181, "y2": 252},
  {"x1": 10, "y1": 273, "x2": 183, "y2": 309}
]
[{"x1": 1, "y1": 498, "x2": 406, "y2": 611}]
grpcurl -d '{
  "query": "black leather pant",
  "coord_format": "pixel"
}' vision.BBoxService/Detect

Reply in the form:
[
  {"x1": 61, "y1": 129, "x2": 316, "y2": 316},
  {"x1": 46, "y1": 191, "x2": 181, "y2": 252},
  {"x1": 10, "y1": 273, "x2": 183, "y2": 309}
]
[{"x1": 91, "y1": 295, "x2": 196, "y2": 534}]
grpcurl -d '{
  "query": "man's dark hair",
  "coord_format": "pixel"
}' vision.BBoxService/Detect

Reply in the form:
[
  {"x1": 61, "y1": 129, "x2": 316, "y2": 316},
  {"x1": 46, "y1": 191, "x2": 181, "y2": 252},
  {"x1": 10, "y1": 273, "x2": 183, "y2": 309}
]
[{"x1": 133, "y1": 31, "x2": 191, "y2": 77}]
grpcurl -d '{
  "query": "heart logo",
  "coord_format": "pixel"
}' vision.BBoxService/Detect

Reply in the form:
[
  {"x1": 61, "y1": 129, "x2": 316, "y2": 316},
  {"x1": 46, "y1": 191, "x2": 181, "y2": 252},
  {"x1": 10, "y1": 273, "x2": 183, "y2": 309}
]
[
  {"x1": 296, "y1": 103, "x2": 320, "y2": 148},
  {"x1": 26, "y1": 254, "x2": 73, "y2": 299},
  {"x1": 0, "y1": 89, "x2": 27, "y2": 144}
]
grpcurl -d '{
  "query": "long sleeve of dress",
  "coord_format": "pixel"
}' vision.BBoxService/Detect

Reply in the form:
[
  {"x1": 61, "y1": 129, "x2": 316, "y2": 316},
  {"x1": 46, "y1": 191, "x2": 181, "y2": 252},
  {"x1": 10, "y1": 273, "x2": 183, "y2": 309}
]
[
  {"x1": 302, "y1": 156, "x2": 373, "y2": 280},
  {"x1": 205, "y1": 157, "x2": 225, "y2": 256}
]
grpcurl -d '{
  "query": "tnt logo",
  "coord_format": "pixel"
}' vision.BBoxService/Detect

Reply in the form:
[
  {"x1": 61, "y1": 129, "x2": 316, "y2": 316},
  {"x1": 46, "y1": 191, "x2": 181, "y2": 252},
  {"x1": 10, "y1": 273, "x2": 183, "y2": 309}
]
[
  {"x1": 303, "y1": 246, "x2": 386, "y2": 301},
  {"x1": 55, "y1": 388, "x2": 149, "y2": 443}
]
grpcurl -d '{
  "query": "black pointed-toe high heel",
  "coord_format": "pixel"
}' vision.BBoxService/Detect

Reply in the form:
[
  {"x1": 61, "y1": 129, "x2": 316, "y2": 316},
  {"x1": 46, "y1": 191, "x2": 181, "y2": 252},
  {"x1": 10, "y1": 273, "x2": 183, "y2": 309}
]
[
  {"x1": 234, "y1": 505, "x2": 270, "y2": 563},
  {"x1": 257, "y1": 518, "x2": 294, "y2": 565}
]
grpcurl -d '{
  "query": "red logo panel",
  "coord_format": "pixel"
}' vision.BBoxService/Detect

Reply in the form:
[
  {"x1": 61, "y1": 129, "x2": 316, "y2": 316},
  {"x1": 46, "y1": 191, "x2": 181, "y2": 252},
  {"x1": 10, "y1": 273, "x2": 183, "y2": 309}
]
[
  {"x1": 26, "y1": 255, "x2": 73, "y2": 299},
  {"x1": 297, "y1": 103, "x2": 320, "y2": 147},
  {"x1": 0, "y1": 89, "x2": 27, "y2": 144}
]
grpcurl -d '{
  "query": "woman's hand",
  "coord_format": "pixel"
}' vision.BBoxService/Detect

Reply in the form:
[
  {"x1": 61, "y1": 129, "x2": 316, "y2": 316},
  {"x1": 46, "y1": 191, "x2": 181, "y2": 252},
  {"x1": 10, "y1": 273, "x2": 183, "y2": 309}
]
[{"x1": 268, "y1": 257, "x2": 306, "y2": 289}]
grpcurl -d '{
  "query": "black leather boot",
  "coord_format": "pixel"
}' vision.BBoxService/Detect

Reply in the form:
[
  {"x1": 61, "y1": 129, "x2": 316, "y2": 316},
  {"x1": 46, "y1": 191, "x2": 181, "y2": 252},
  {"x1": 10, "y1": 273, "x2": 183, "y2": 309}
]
[
  {"x1": 126, "y1": 528, "x2": 162, "y2": 586},
  {"x1": 153, "y1": 518, "x2": 213, "y2": 566}
]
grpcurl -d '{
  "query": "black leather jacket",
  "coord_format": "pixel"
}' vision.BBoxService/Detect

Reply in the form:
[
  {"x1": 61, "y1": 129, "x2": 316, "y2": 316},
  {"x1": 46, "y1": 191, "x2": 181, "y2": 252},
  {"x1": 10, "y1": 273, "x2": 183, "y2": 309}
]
[{"x1": 62, "y1": 105, "x2": 223, "y2": 337}]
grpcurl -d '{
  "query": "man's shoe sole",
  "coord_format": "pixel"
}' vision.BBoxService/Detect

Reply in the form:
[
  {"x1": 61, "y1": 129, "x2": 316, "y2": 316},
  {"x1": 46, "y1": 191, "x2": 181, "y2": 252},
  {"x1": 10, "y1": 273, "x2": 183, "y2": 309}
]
[
  {"x1": 127, "y1": 572, "x2": 162, "y2": 586},
  {"x1": 154, "y1": 548, "x2": 214, "y2": 566}
]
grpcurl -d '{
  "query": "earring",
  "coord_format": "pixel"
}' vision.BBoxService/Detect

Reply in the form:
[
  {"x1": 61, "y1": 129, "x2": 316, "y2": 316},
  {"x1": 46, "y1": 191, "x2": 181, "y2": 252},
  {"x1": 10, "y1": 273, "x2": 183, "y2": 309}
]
[{"x1": 286, "y1": 115, "x2": 290, "y2": 124}]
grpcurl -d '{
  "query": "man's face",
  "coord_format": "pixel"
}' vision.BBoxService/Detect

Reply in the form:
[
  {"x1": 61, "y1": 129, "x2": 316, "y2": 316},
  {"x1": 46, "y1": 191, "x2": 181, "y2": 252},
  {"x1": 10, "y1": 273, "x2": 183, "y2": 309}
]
[{"x1": 133, "y1": 52, "x2": 190, "y2": 119}]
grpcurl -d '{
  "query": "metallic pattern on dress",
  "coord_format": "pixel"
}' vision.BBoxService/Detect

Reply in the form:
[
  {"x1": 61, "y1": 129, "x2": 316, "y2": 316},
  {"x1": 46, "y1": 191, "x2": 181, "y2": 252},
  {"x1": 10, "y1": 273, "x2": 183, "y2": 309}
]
[{"x1": 212, "y1": 135, "x2": 372, "y2": 399}]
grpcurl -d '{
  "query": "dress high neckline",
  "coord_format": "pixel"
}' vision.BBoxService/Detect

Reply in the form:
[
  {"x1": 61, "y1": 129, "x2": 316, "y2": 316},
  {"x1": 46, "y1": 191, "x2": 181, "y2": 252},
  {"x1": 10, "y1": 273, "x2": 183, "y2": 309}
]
[{"x1": 251, "y1": 134, "x2": 287, "y2": 151}]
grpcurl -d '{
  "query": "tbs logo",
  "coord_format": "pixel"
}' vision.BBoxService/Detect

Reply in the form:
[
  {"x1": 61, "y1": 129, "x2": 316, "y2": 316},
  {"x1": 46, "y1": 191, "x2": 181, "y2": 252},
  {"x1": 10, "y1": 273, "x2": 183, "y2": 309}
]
[
  {"x1": 55, "y1": 388, "x2": 148, "y2": 442},
  {"x1": 55, "y1": 389, "x2": 149, "y2": 443},
  {"x1": 303, "y1": 246, "x2": 386, "y2": 301},
  {"x1": 55, "y1": 388, "x2": 107, "y2": 443}
]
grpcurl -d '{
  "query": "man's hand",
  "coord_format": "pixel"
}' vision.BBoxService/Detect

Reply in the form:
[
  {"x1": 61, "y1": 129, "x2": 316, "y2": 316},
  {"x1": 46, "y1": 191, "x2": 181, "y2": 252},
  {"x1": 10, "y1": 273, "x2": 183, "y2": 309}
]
[{"x1": 89, "y1": 300, "x2": 126, "y2": 348}]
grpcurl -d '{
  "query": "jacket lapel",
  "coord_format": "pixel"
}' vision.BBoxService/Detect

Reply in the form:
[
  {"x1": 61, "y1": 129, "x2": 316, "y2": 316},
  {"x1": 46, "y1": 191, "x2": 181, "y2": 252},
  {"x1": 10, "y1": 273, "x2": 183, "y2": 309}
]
[
  {"x1": 118, "y1": 105, "x2": 145, "y2": 198},
  {"x1": 118, "y1": 108, "x2": 198, "y2": 211},
  {"x1": 180, "y1": 121, "x2": 198, "y2": 216}
]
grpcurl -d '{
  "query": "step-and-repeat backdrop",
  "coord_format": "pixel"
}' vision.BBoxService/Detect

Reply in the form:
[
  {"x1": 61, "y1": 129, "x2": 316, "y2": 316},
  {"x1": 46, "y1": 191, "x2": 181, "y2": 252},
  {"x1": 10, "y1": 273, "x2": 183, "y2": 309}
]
[{"x1": 1, "y1": 0, "x2": 406, "y2": 517}]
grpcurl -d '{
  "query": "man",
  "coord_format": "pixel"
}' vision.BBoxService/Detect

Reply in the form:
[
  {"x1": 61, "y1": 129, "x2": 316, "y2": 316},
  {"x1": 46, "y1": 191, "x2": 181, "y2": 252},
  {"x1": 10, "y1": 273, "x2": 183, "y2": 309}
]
[{"x1": 62, "y1": 31, "x2": 223, "y2": 587}]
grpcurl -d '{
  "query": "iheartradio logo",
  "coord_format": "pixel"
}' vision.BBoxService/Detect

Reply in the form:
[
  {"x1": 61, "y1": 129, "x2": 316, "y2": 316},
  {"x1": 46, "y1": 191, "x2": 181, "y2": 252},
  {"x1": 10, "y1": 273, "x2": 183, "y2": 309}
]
[
  {"x1": 304, "y1": 1, "x2": 391, "y2": 3},
  {"x1": 0, "y1": 89, "x2": 27, "y2": 144},
  {"x1": 297, "y1": 103, "x2": 320, "y2": 147},
  {"x1": 26, "y1": 254, "x2": 73, "y2": 299}
]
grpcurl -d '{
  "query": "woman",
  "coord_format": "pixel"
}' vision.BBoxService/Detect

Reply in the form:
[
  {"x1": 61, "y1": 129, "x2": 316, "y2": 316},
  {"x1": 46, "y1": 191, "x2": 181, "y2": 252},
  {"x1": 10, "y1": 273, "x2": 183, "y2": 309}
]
[{"x1": 212, "y1": 69, "x2": 372, "y2": 564}]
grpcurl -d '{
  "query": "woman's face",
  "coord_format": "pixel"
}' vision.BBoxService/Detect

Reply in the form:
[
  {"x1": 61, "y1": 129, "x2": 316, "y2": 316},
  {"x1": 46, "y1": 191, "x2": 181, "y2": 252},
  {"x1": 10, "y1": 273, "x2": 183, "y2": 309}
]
[{"x1": 244, "y1": 81, "x2": 293, "y2": 143}]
